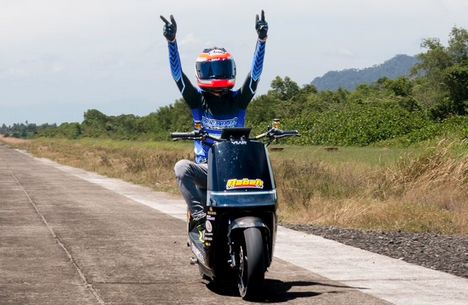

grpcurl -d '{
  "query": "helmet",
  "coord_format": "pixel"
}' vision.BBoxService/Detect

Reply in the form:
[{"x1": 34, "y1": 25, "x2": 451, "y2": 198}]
[{"x1": 195, "y1": 47, "x2": 236, "y2": 91}]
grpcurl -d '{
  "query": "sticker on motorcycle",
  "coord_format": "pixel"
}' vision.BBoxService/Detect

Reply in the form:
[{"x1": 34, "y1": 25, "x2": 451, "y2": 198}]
[
  {"x1": 226, "y1": 178, "x2": 264, "y2": 190},
  {"x1": 205, "y1": 220, "x2": 213, "y2": 233}
]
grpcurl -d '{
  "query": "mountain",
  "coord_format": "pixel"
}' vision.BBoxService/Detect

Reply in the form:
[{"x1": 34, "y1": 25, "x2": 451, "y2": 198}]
[{"x1": 312, "y1": 54, "x2": 419, "y2": 91}]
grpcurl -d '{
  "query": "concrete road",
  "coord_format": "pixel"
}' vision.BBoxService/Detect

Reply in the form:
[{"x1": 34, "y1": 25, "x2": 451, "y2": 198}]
[{"x1": 0, "y1": 144, "x2": 390, "y2": 304}]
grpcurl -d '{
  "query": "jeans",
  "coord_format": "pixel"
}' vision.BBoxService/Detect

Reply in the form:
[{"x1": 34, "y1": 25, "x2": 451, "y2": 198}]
[{"x1": 174, "y1": 159, "x2": 208, "y2": 221}]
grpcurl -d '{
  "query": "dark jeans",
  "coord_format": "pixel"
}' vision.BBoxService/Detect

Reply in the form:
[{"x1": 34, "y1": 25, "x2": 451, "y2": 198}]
[{"x1": 174, "y1": 159, "x2": 208, "y2": 221}]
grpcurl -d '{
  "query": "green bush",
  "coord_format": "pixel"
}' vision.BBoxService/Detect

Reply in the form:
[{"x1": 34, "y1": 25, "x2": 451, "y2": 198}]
[{"x1": 288, "y1": 103, "x2": 430, "y2": 146}]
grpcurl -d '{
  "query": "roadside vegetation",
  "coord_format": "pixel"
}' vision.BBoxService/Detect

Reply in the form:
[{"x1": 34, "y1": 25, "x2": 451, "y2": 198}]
[{"x1": 1, "y1": 27, "x2": 467, "y2": 234}]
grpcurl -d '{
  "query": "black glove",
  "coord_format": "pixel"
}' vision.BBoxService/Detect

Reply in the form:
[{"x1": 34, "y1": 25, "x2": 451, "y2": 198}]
[
  {"x1": 255, "y1": 10, "x2": 268, "y2": 40},
  {"x1": 160, "y1": 15, "x2": 177, "y2": 41}
]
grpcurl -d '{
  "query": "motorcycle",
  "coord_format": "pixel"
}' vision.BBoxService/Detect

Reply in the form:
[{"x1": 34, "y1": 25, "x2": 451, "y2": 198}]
[{"x1": 171, "y1": 125, "x2": 299, "y2": 299}]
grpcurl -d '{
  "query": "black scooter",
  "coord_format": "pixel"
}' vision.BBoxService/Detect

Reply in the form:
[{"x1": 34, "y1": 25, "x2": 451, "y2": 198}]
[{"x1": 171, "y1": 126, "x2": 299, "y2": 299}]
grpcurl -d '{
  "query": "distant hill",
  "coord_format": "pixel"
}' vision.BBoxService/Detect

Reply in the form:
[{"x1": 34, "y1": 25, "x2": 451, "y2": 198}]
[{"x1": 312, "y1": 54, "x2": 419, "y2": 91}]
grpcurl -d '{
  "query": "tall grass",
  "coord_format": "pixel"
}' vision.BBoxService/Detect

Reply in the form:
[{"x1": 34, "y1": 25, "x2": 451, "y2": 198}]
[
  {"x1": 15, "y1": 138, "x2": 192, "y2": 193},
  {"x1": 6, "y1": 138, "x2": 467, "y2": 234},
  {"x1": 275, "y1": 140, "x2": 467, "y2": 233}
]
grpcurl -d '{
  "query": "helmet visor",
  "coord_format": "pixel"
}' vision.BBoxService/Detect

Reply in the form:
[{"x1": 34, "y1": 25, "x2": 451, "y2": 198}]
[{"x1": 196, "y1": 60, "x2": 235, "y2": 79}]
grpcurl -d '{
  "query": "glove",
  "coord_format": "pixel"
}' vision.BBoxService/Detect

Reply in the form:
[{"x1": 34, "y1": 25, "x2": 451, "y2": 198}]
[
  {"x1": 255, "y1": 10, "x2": 268, "y2": 40},
  {"x1": 160, "y1": 15, "x2": 177, "y2": 42}
]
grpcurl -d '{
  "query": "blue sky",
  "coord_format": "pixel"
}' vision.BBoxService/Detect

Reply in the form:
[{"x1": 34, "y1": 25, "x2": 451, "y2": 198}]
[{"x1": 1, "y1": 0, "x2": 467, "y2": 125}]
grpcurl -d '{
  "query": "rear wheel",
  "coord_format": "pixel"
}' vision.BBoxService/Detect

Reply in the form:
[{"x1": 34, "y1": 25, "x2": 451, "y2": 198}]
[{"x1": 237, "y1": 227, "x2": 265, "y2": 299}]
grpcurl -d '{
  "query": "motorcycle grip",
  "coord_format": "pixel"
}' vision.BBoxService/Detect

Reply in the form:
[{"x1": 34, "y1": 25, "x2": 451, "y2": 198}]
[
  {"x1": 281, "y1": 130, "x2": 300, "y2": 136},
  {"x1": 170, "y1": 132, "x2": 196, "y2": 138}
]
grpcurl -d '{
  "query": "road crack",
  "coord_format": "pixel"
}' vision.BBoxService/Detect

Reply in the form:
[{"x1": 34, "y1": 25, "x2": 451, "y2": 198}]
[{"x1": 10, "y1": 171, "x2": 106, "y2": 305}]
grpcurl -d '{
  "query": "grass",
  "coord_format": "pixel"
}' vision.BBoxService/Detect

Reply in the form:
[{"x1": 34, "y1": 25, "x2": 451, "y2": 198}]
[
  {"x1": 268, "y1": 144, "x2": 417, "y2": 167},
  {"x1": 4, "y1": 137, "x2": 467, "y2": 234},
  {"x1": 275, "y1": 140, "x2": 467, "y2": 234}
]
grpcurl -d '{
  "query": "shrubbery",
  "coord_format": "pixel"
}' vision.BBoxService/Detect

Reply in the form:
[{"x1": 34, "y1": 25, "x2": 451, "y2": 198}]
[{"x1": 288, "y1": 103, "x2": 430, "y2": 146}]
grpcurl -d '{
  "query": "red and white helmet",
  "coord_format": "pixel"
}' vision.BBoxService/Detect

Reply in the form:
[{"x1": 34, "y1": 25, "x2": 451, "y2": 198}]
[{"x1": 195, "y1": 47, "x2": 236, "y2": 91}]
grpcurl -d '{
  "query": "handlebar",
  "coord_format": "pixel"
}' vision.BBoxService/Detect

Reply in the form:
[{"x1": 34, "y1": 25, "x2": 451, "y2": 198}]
[
  {"x1": 170, "y1": 130, "x2": 222, "y2": 142},
  {"x1": 170, "y1": 131, "x2": 199, "y2": 139},
  {"x1": 171, "y1": 128, "x2": 300, "y2": 143},
  {"x1": 255, "y1": 128, "x2": 300, "y2": 140},
  {"x1": 274, "y1": 130, "x2": 300, "y2": 139}
]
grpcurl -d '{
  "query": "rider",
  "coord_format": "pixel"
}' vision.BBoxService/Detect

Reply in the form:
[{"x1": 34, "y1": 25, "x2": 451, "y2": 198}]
[{"x1": 161, "y1": 11, "x2": 268, "y2": 237}]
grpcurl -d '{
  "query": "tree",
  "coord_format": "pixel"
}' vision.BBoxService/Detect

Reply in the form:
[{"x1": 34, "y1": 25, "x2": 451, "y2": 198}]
[
  {"x1": 447, "y1": 27, "x2": 468, "y2": 65},
  {"x1": 441, "y1": 65, "x2": 468, "y2": 115},
  {"x1": 269, "y1": 76, "x2": 301, "y2": 100},
  {"x1": 412, "y1": 26, "x2": 468, "y2": 118},
  {"x1": 300, "y1": 83, "x2": 318, "y2": 95},
  {"x1": 383, "y1": 77, "x2": 413, "y2": 97},
  {"x1": 81, "y1": 109, "x2": 109, "y2": 137},
  {"x1": 412, "y1": 38, "x2": 452, "y2": 82}
]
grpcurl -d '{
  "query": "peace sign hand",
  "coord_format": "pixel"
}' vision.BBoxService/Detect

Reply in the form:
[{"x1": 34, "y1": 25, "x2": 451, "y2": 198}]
[
  {"x1": 160, "y1": 15, "x2": 177, "y2": 42},
  {"x1": 255, "y1": 10, "x2": 268, "y2": 40}
]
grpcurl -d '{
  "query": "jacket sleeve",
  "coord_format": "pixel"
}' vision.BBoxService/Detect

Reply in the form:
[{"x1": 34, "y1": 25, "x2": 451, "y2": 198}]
[
  {"x1": 236, "y1": 39, "x2": 266, "y2": 108},
  {"x1": 167, "y1": 41, "x2": 202, "y2": 109}
]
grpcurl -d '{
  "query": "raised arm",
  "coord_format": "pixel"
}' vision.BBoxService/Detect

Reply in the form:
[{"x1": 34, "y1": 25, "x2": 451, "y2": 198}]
[
  {"x1": 237, "y1": 10, "x2": 268, "y2": 108},
  {"x1": 161, "y1": 15, "x2": 201, "y2": 108}
]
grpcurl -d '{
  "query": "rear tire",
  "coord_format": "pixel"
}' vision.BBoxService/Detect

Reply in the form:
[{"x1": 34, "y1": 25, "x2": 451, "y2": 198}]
[{"x1": 237, "y1": 227, "x2": 265, "y2": 299}]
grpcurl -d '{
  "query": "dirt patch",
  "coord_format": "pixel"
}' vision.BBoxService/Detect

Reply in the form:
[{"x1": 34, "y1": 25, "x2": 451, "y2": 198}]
[{"x1": 0, "y1": 135, "x2": 29, "y2": 145}]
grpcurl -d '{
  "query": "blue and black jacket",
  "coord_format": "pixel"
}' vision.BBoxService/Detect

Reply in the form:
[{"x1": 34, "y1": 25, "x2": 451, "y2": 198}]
[{"x1": 167, "y1": 40, "x2": 266, "y2": 163}]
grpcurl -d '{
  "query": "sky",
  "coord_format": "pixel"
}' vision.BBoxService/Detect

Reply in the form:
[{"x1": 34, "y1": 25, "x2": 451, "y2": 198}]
[{"x1": 1, "y1": 0, "x2": 467, "y2": 125}]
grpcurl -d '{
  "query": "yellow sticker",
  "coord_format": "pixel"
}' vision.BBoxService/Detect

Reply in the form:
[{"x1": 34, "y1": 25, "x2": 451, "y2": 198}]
[{"x1": 226, "y1": 178, "x2": 264, "y2": 190}]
